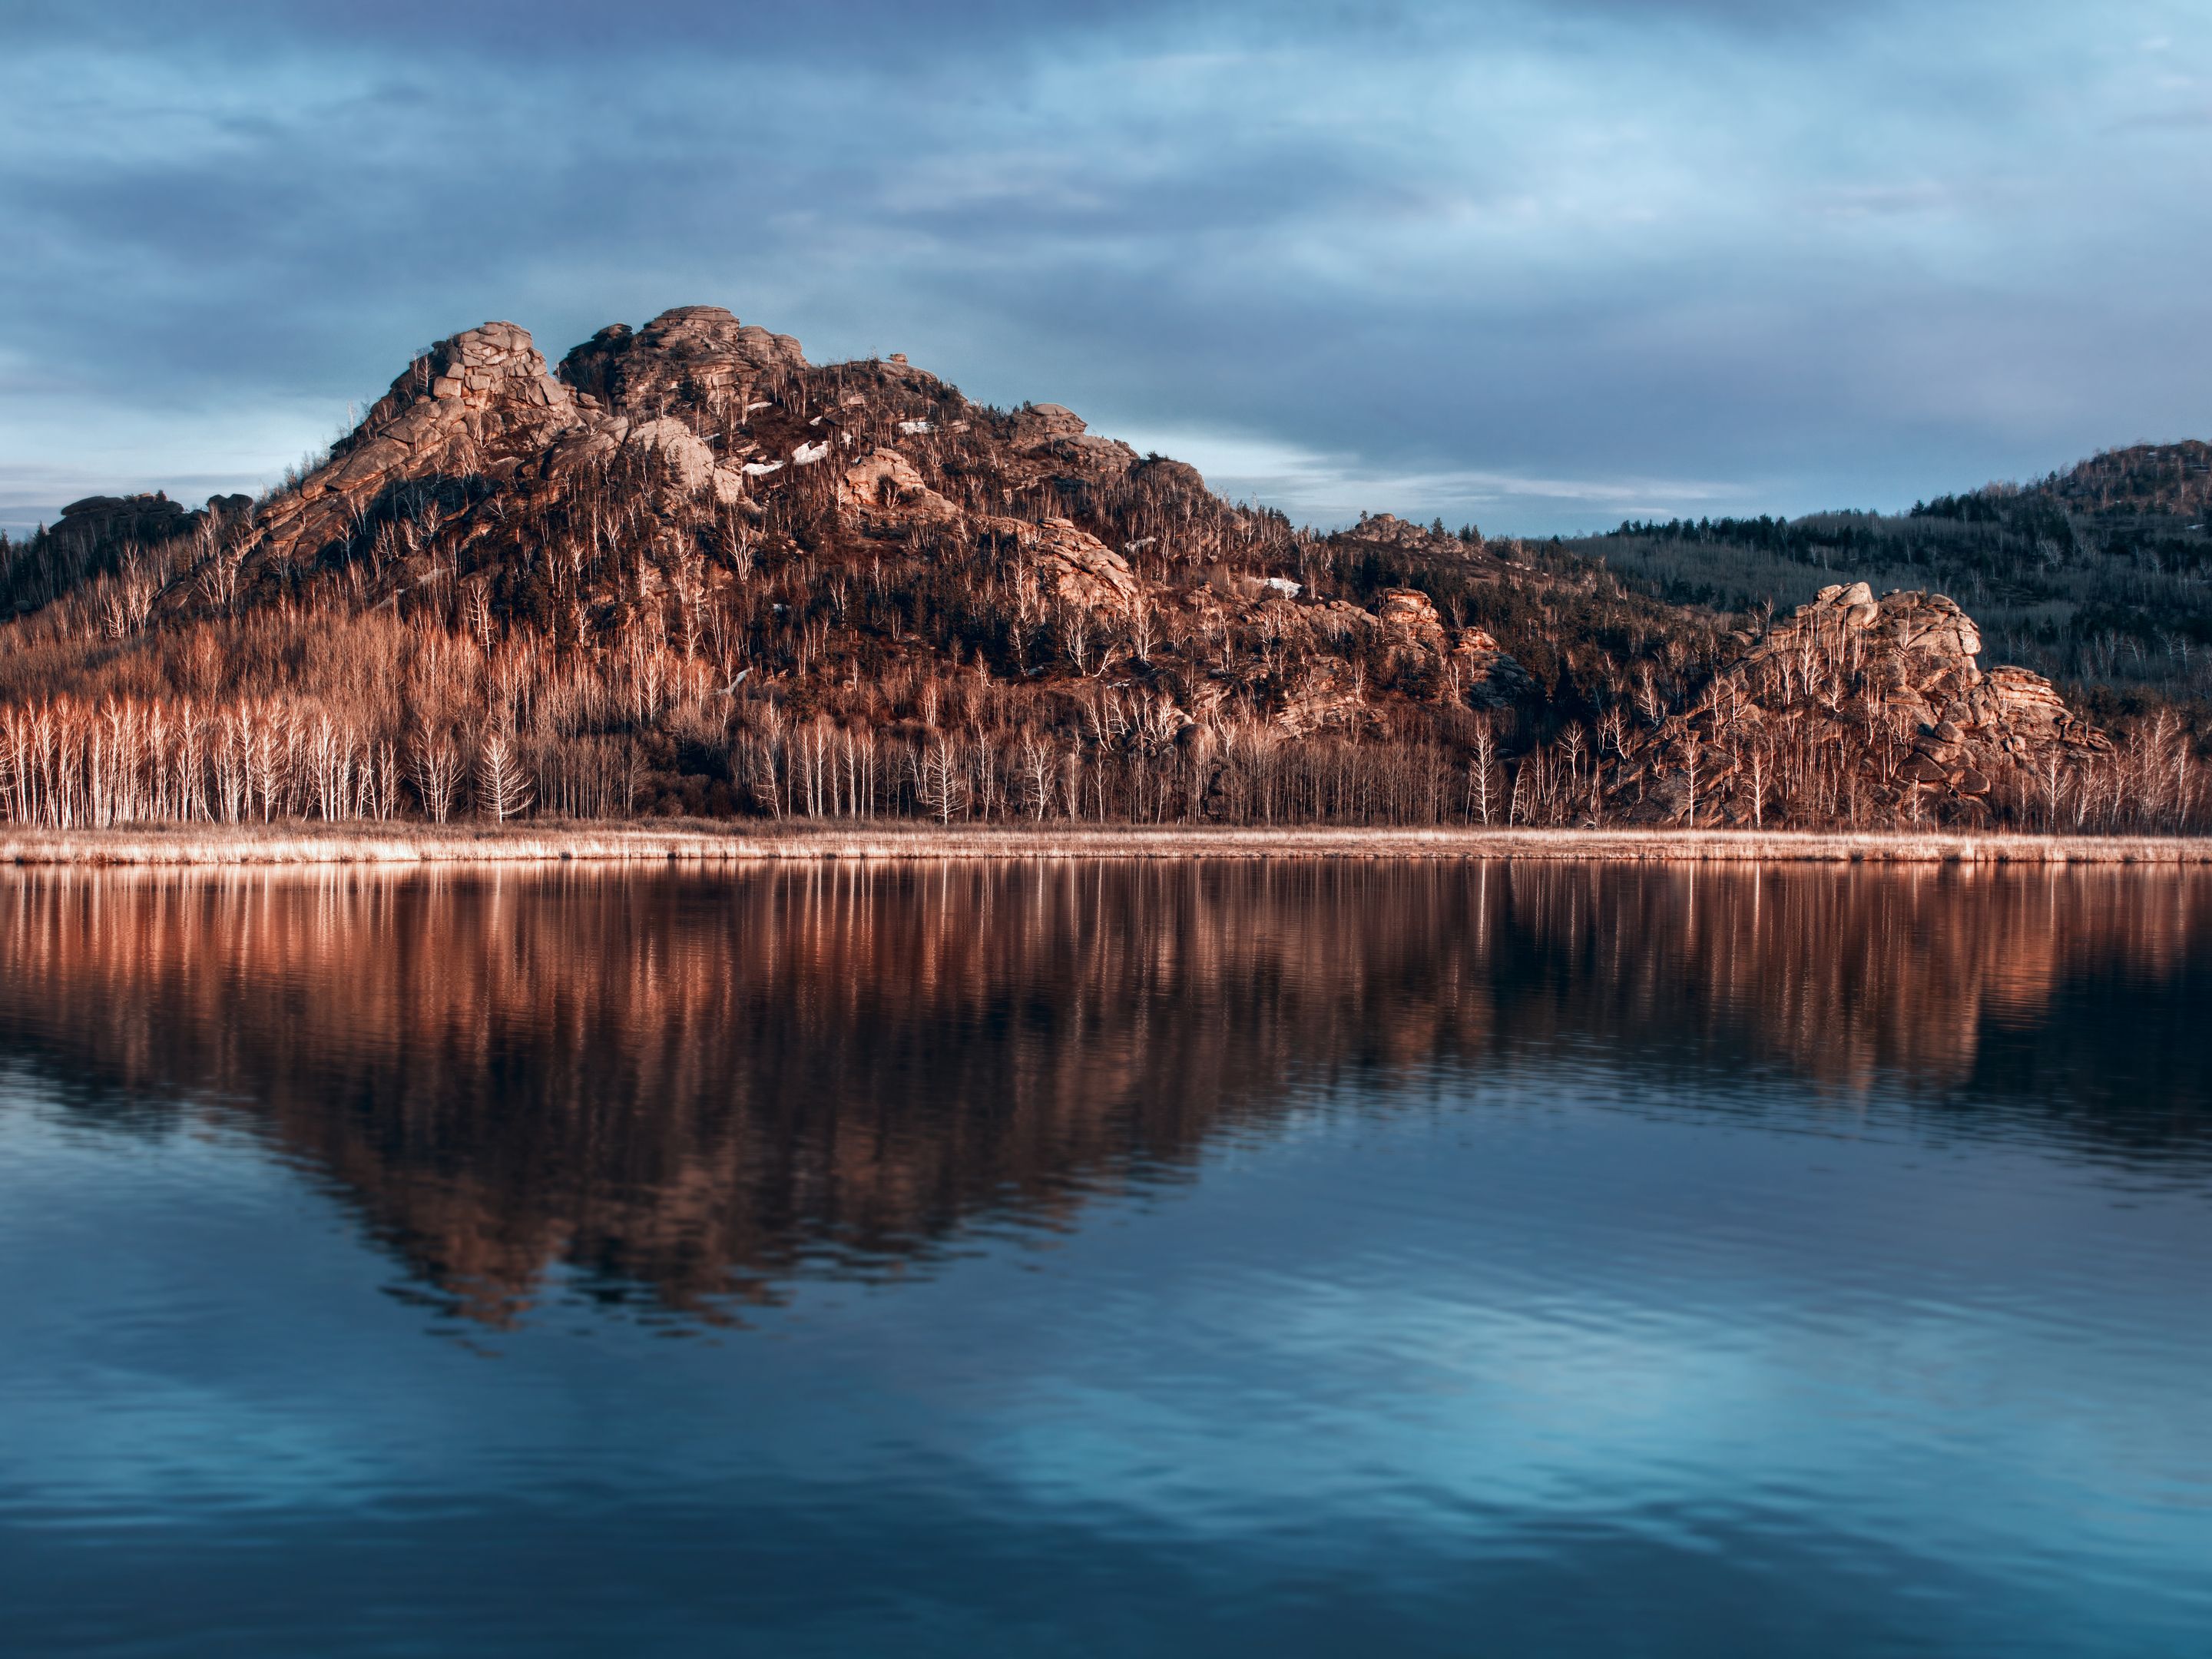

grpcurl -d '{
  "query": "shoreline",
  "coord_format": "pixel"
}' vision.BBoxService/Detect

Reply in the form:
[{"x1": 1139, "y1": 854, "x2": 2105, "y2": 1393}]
[{"x1": 2, "y1": 823, "x2": 2210, "y2": 866}]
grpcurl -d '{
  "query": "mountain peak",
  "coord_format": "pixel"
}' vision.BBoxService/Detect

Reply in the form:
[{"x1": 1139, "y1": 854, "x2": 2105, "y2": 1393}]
[
  {"x1": 558, "y1": 305, "x2": 806, "y2": 419},
  {"x1": 328, "y1": 320, "x2": 579, "y2": 471}
]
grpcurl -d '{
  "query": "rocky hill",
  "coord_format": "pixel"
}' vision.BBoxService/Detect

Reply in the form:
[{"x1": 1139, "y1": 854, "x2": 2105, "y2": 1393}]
[{"x1": 0, "y1": 306, "x2": 2198, "y2": 833}]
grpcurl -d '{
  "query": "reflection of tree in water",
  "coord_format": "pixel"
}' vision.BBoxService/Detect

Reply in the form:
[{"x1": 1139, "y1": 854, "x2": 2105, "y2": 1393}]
[{"x1": 0, "y1": 863, "x2": 2204, "y2": 1323}]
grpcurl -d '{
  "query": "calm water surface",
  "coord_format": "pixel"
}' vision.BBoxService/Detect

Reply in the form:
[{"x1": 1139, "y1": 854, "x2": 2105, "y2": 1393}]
[{"x1": 2, "y1": 862, "x2": 2208, "y2": 1656}]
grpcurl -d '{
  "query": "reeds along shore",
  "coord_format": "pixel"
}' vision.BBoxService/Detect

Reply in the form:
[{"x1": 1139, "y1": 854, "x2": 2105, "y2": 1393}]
[{"x1": 2, "y1": 822, "x2": 2209, "y2": 866}]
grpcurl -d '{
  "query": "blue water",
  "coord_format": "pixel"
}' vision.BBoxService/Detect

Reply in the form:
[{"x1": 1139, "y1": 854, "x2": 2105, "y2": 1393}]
[{"x1": 1, "y1": 863, "x2": 2207, "y2": 1654}]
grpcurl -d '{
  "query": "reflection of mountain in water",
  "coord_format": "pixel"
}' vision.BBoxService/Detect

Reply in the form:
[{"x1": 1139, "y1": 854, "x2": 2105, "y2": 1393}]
[{"x1": 2, "y1": 863, "x2": 2206, "y2": 1323}]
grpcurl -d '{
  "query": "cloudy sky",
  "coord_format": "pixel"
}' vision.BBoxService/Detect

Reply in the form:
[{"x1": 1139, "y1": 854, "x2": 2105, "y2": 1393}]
[{"x1": 2, "y1": 1, "x2": 2207, "y2": 536}]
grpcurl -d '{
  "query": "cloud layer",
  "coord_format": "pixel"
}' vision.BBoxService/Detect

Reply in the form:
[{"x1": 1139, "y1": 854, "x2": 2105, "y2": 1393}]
[{"x1": 3, "y1": 1, "x2": 2207, "y2": 534}]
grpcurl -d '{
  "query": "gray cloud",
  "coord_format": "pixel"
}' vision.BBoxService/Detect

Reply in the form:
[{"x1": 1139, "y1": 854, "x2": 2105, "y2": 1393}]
[{"x1": 2, "y1": 0, "x2": 2207, "y2": 534}]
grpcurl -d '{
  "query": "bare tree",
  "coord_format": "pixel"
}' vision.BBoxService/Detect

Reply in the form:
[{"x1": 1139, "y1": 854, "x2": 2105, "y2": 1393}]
[
  {"x1": 1015, "y1": 729, "x2": 1056, "y2": 820},
  {"x1": 476, "y1": 727, "x2": 532, "y2": 823},
  {"x1": 916, "y1": 732, "x2": 968, "y2": 825},
  {"x1": 412, "y1": 731, "x2": 464, "y2": 823},
  {"x1": 1468, "y1": 717, "x2": 1498, "y2": 826}
]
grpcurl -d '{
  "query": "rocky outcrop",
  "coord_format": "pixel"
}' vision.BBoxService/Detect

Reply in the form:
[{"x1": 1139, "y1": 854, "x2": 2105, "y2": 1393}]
[
  {"x1": 253, "y1": 321, "x2": 594, "y2": 566},
  {"x1": 981, "y1": 515, "x2": 1141, "y2": 614},
  {"x1": 1450, "y1": 627, "x2": 1535, "y2": 709},
  {"x1": 621, "y1": 416, "x2": 750, "y2": 504},
  {"x1": 48, "y1": 492, "x2": 198, "y2": 554},
  {"x1": 1747, "y1": 581, "x2": 1982, "y2": 679},
  {"x1": 558, "y1": 306, "x2": 806, "y2": 418},
  {"x1": 339, "y1": 321, "x2": 581, "y2": 471},
  {"x1": 838, "y1": 448, "x2": 957, "y2": 523},
  {"x1": 1275, "y1": 660, "x2": 1373, "y2": 737},
  {"x1": 1011, "y1": 403, "x2": 1088, "y2": 448},
  {"x1": 1749, "y1": 582, "x2": 2103, "y2": 763},
  {"x1": 1376, "y1": 588, "x2": 1449, "y2": 654},
  {"x1": 1614, "y1": 581, "x2": 2111, "y2": 826},
  {"x1": 1343, "y1": 513, "x2": 1437, "y2": 550},
  {"x1": 1008, "y1": 400, "x2": 1139, "y2": 478},
  {"x1": 1366, "y1": 588, "x2": 1535, "y2": 707}
]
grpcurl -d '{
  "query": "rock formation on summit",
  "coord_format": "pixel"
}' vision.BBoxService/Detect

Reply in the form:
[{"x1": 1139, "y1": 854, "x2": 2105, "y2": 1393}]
[{"x1": 558, "y1": 306, "x2": 806, "y2": 418}]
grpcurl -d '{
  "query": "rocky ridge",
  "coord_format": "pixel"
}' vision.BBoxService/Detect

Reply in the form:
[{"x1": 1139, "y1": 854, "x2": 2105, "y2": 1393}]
[
  {"x1": 215, "y1": 308, "x2": 1536, "y2": 699},
  {"x1": 0, "y1": 303, "x2": 2141, "y2": 833}
]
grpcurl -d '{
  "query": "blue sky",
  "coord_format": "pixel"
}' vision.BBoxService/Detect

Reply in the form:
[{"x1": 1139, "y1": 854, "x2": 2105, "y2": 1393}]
[{"x1": 2, "y1": 0, "x2": 2207, "y2": 535}]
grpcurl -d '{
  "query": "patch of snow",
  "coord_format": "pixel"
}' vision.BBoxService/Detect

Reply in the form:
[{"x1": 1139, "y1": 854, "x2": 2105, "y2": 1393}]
[
  {"x1": 1263, "y1": 576, "x2": 1303, "y2": 598},
  {"x1": 741, "y1": 460, "x2": 785, "y2": 477},
  {"x1": 898, "y1": 419, "x2": 934, "y2": 435},
  {"x1": 793, "y1": 440, "x2": 831, "y2": 465},
  {"x1": 743, "y1": 400, "x2": 771, "y2": 414}
]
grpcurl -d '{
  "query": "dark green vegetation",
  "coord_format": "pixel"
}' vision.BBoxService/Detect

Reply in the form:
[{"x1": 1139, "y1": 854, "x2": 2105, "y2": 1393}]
[{"x1": 1574, "y1": 442, "x2": 2212, "y2": 721}]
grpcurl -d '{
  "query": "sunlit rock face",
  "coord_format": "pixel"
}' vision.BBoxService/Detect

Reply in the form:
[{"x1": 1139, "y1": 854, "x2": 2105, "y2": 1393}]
[
  {"x1": 1749, "y1": 582, "x2": 1982, "y2": 684},
  {"x1": 1741, "y1": 582, "x2": 2106, "y2": 804},
  {"x1": 247, "y1": 321, "x2": 597, "y2": 581},
  {"x1": 557, "y1": 306, "x2": 806, "y2": 419},
  {"x1": 330, "y1": 321, "x2": 584, "y2": 475},
  {"x1": 1599, "y1": 581, "x2": 2112, "y2": 826},
  {"x1": 1016, "y1": 517, "x2": 1142, "y2": 614}
]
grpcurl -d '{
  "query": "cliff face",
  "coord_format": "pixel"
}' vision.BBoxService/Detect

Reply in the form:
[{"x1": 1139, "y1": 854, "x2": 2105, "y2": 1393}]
[{"x1": 0, "y1": 305, "x2": 2171, "y2": 833}]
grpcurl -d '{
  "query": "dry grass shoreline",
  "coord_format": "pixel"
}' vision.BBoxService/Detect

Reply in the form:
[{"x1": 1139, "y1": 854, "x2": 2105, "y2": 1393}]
[{"x1": 2, "y1": 822, "x2": 2209, "y2": 866}]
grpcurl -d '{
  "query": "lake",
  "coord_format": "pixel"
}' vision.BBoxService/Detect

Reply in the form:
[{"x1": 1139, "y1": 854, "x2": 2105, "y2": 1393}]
[{"x1": 2, "y1": 861, "x2": 2208, "y2": 1656}]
